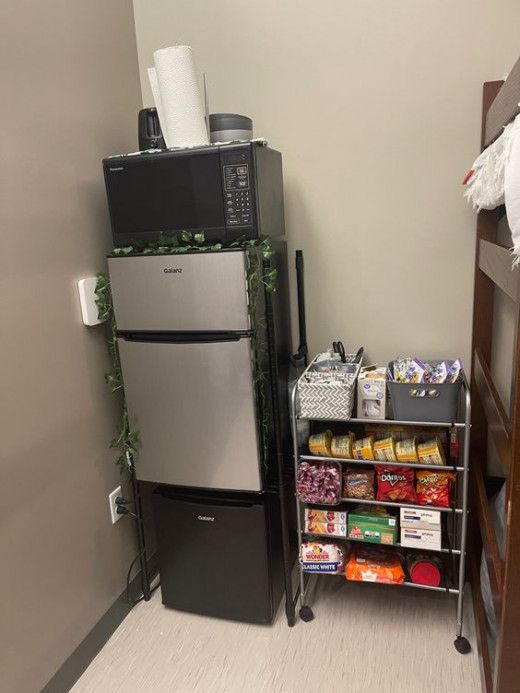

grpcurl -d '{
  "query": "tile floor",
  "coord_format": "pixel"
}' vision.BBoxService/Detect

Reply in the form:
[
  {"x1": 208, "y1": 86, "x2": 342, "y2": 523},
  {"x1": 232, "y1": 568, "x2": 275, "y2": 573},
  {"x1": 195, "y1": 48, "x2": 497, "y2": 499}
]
[{"x1": 72, "y1": 578, "x2": 482, "y2": 693}]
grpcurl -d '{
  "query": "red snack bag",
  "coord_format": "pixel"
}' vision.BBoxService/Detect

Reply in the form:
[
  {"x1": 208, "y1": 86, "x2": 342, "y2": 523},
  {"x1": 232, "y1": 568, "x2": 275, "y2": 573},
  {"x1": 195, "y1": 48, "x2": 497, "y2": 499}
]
[
  {"x1": 416, "y1": 470, "x2": 456, "y2": 508},
  {"x1": 376, "y1": 466, "x2": 417, "y2": 503}
]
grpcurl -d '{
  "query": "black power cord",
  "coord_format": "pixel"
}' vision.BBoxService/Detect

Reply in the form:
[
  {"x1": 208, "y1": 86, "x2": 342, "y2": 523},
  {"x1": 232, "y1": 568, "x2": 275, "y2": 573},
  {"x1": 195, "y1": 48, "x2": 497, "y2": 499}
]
[
  {"x1": 117, "y1": 507, "x2": 140, "y2": 520},
  {"x1": 125, "y1": 549, "x2": 160, "y2": 606},
  {"x1": 117, "y1": 496, "x2": 160, "y2": 605}
]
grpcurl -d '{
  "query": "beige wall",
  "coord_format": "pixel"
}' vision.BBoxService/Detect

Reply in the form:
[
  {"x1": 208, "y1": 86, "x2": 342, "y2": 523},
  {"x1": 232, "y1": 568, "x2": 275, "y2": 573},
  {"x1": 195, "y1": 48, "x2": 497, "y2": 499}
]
[
  {"x1": 133, "y1": 0, "x2": 520, "y2": 366},
  {"x1": 0, "y1": 2, "x2": 142, "y2": 691}
]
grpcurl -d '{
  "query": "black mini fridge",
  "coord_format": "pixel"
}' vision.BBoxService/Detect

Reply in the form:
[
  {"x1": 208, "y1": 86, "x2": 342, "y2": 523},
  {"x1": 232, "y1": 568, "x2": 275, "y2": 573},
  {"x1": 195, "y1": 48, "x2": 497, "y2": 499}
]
[{"x1": 153, "y1": 487, "x2": 284, "y2": 624}]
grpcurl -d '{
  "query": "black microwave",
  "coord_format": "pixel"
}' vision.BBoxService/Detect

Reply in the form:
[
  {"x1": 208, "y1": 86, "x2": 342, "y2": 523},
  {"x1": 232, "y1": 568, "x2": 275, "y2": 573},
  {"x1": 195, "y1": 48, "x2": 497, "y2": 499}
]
[{"x1": 102, "y1": 142, "x2": 285, "y2": 247}]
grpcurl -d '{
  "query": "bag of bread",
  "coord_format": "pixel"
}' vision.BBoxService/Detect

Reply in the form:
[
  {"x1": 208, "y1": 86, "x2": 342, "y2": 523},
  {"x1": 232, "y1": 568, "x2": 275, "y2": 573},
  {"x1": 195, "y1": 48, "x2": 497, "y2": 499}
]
[{"x1": 300, "y1": 541, "x2": 347, "y2": 574}]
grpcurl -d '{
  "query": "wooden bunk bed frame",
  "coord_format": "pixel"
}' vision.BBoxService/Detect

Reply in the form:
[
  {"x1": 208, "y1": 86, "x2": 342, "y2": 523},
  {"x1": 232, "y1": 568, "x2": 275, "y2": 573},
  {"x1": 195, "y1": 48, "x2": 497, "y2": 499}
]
[{"x1": 470, "y1": 55, "x2": 520, "y2": 693}]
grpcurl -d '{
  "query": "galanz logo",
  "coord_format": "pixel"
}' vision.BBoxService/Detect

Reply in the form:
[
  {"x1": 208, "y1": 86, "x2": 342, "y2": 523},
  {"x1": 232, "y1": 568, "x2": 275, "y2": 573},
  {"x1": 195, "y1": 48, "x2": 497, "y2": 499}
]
[{"x1": 164, "y1": 267, "x2": 183, "y2": 274}]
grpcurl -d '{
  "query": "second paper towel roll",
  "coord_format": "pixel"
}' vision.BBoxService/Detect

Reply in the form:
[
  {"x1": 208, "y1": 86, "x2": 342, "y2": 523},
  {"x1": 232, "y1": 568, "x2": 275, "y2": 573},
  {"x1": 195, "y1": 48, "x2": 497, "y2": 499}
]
[{"x1": 154, "y1": 45, "x2": 209, "y2": 148}]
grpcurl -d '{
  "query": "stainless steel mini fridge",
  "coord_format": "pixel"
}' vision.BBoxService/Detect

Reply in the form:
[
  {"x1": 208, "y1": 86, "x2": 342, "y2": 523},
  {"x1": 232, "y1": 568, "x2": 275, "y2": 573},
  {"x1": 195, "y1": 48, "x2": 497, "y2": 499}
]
[
  {"x1": 108, "y1": 246, "x2": 295, "y2": 624},
  {"x1": 109, "y1": 250, "x2": 263, "y2": 491}
]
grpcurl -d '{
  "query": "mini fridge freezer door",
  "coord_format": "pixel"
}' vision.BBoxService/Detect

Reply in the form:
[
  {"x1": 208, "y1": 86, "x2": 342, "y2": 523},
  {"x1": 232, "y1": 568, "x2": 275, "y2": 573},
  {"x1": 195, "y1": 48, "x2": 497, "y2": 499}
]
[
  {"x1": 108, "y1": 251, "x2": 250, "y2": 332},
  {"x1": 152, "y1": 489, "x2": 276, "y2": 623},
  {"x1": 118, "y1": 336, "x2": 262, "y2": 491}
]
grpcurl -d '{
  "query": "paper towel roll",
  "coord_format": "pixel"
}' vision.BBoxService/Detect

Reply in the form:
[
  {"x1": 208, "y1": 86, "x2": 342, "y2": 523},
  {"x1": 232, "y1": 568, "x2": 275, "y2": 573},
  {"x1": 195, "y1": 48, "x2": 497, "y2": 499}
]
[
  {"x1": 153, "y1": 45, "x2": 209, "y2": 148},
  {"x1": 147, "y1": 67, "x2": 169, "y2": 147}
]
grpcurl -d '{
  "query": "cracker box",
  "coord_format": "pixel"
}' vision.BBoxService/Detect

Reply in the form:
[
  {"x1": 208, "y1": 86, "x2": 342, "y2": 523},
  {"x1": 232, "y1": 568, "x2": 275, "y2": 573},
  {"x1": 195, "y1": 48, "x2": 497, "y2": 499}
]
[
  {"x1": 400, "y1": 507, "x2": 441, "y2": 531},
  {"x1": 400, "y1": 527, "x2": 441, "y2": 551},
  {"x1": 304, "y1": 520, "x2": 347, "y2": 538},
  {"x1": 305, "y1": 508, "x2": 347, "y2": 524},
  {"x1": 347, "y1": 506, "x2": 398, "y2": 545},
  {"x1": 357, "y1": 365, "x2": 387, "y2": 419}
]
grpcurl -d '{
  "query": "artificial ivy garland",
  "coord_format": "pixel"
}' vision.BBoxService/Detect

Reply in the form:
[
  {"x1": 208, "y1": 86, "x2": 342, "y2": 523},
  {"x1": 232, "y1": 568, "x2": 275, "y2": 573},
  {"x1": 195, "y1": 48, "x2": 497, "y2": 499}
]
[{"x1": 95, "y1": 231, "x2": 276, "y2": 474}]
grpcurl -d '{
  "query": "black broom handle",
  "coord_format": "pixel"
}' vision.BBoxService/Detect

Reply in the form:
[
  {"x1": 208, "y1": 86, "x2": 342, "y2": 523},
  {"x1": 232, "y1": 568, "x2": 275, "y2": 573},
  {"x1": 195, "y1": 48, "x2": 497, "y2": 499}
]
[{"x1": 295, "y1": 250, "x2": 308, "y2": 366}]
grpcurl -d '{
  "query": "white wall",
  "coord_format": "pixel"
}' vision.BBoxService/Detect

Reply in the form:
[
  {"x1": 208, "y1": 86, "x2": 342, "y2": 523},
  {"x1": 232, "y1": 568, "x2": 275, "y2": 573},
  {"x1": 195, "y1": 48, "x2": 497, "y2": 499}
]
[{"x1": 132, "y1": 0, "x2": 520, "y2": 367}]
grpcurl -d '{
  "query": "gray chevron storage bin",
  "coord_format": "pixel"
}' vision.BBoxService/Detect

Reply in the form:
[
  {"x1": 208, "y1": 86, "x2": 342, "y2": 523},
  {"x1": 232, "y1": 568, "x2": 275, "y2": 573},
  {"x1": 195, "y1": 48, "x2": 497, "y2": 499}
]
[{"x1": 298, "y1": 352, "x2": 363, "y2": 421}]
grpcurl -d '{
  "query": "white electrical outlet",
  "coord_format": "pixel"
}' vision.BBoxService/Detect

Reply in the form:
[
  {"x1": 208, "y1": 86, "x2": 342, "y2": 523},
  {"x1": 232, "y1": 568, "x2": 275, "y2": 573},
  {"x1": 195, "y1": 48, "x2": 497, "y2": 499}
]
[{"x1": 108, "y1": 485, "x2": 123, "y2": 524}]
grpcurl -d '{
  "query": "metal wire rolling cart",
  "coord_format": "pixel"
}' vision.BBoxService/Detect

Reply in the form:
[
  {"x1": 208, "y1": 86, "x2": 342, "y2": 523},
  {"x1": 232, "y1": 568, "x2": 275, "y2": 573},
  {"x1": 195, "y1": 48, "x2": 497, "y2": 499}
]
[{"x1": 290, "y1": 373, "x2": 472, "y2": 654}]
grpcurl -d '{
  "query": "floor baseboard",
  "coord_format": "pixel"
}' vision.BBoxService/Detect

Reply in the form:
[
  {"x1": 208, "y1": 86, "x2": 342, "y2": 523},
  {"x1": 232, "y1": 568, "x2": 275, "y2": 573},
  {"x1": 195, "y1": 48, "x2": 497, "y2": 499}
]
[{"x1": 41, "y1": 555, "x2": 159, "y2": 693}]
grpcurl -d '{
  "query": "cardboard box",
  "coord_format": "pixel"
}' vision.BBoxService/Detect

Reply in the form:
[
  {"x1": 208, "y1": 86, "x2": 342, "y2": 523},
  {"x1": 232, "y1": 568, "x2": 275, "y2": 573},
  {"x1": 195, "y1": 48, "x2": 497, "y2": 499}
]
[
  {"x1": 400, "y1": 507, "x2": 441, "y2": 531},
  {"x1": 305, "y1": 509, "x2": 347, "y2": 524},
  {"x1": 304, "y1": 520, "x2": 347, "y2": 537},
  {"x1": 357, "y1": 365, "x2": 387, "y2": 419},
  {"x1": 400, "y1": 527, "x2": 441, "y2": 551},
  {"x1": 348, "y1": 507, "x2": 398, "y2": 545}
]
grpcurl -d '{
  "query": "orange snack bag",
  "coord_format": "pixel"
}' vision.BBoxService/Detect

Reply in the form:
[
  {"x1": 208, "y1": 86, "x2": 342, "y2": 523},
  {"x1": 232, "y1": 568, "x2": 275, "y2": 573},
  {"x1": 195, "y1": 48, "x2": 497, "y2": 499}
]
[
  {"x1": 416, "y1": 470, "x2": 456, "y2": 508},
  {"x1": 345, "y1": 546, "x2": 405, "y2": 584}
]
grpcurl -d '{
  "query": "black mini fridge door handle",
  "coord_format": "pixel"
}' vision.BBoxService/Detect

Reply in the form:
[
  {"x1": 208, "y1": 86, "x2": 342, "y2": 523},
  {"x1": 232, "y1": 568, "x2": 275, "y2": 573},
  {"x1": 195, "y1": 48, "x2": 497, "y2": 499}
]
[{"x1": 118, "y1": 330, "x2": 251, "y2": 344}]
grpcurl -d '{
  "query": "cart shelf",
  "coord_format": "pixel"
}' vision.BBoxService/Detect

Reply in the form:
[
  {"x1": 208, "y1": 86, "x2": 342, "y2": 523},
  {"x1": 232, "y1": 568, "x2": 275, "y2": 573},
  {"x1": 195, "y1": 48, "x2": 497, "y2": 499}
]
[
  {"x1": 299, "y1": 454, "x2": 464, "y2": 472},
  {"x1": 401, "y1": 581, "x2": 459, "y2": 595},
  {"x1": 298, "y1": 415, "x2": 466, "y2": 428},
  {"x1": 338, "y1": 496, "x2": 464, "y2": 514},
  {"x1": 302, "y1": 532, "x2": 462, "y2": 555},
  {"x1": 301, "y1": 572, "x2": 460, "y2": 595}
]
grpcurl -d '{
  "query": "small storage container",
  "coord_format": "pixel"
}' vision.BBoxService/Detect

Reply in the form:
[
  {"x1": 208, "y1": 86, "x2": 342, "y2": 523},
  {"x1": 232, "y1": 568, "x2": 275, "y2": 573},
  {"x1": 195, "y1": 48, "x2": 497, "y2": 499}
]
[
  {"x1": 387, "y1": 360, "x2": 462, "y2": 423},
  {"x1": 298, "y1": 351, "x2": 363, "y2": 421}
]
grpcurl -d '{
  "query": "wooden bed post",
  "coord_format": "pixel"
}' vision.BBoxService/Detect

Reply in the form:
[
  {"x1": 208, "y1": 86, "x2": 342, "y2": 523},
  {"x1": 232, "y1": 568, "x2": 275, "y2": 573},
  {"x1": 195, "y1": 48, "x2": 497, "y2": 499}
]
[{"x1": 469, "y1": 60, "x2": 520, "y2": 692}]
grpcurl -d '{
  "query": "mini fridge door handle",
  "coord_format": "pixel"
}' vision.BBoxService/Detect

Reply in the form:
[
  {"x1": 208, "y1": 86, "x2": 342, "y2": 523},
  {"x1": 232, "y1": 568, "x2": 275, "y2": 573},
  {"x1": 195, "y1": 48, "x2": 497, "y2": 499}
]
[{"x1": 118, "y1": 331, "x2": 249, "y2": 344}]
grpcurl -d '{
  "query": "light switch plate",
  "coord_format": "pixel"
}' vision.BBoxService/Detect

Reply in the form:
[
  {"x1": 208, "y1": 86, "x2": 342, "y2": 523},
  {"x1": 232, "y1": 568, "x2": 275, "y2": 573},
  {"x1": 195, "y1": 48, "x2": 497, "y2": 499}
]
[{"x1": 78, "y1": 276, "x2": 103, "y2": 326}]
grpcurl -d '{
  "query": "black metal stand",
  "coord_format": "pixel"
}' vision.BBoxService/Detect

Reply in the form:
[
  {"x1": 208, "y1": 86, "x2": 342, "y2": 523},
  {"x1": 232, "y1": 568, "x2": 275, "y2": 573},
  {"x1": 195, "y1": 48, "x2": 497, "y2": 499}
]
[
  {"x1": 264, "y1": 255, "x2": 296, "y2": 628},
  {"x1": 131, "y1": 471, "x2": 151, "y2": 602}
]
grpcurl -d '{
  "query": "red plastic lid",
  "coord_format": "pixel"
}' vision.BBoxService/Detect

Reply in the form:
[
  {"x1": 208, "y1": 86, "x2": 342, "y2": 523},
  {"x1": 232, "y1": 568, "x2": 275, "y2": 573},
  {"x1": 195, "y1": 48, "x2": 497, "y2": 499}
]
[{"x1": 410, "y1": 561, "x2": 441, "y2": 587}]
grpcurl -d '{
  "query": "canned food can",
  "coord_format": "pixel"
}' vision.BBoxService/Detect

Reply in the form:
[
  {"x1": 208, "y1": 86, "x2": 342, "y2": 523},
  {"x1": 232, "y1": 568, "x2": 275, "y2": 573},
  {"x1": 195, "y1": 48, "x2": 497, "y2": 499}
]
[
  {"x1": 331, "y1": 433, "x2": 355, "y2": 459},
  {"x1": 353, "y1": 436, "x2": 375, "y2": 461},
  {"x1": 417, "y1": 438, "x2": 446, "y2": 466},
  {"x1": 395, "y1": 438, "x2": 418, "y2": 462},
  {"x1": 308, "y1": 430, "x2": 333, "y2": 457},
  {"x1": 373, "y1": 436, "x2": 397, "y2": 462}
]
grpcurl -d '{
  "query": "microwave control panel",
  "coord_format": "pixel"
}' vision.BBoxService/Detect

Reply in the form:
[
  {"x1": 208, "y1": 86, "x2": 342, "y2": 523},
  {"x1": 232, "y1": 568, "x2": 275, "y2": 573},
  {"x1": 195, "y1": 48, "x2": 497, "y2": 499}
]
[{"x1": 222, "y1": 150, "x2": 254, "y2": 228}]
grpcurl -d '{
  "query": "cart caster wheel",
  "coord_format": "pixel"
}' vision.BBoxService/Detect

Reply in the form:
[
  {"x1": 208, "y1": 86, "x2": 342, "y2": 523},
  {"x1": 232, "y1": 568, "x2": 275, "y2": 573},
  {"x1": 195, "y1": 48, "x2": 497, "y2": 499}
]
[
  {"x1": 299, "y1": 606, "x2": 314, "y2": 622},
  {"x1": 454, "y1": 636, "x2": 471, "y2": 654}
]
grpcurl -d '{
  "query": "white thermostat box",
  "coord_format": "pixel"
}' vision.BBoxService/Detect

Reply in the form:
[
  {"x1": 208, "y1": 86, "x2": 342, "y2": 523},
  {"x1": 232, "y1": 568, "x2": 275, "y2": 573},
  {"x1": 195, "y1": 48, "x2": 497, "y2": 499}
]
[{"x1": 77, "y1": 277, "x2": 103, "y2": 326}]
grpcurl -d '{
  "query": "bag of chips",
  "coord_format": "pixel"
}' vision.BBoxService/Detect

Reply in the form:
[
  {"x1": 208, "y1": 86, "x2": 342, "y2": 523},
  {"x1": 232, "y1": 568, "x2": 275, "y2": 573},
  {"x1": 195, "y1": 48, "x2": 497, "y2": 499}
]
[
  {"x1": 345, "y1": 546, "x2": 405, "y2": 584},
  {"x1": 376, "y1": 466, "x2": 417, "y2": 503},
  {"x1": 343, "y1": 468, "x2": 375, "y2": 500},
  {"x1": 416, "y1": 470, "x2": 456, "y2": 508}
]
